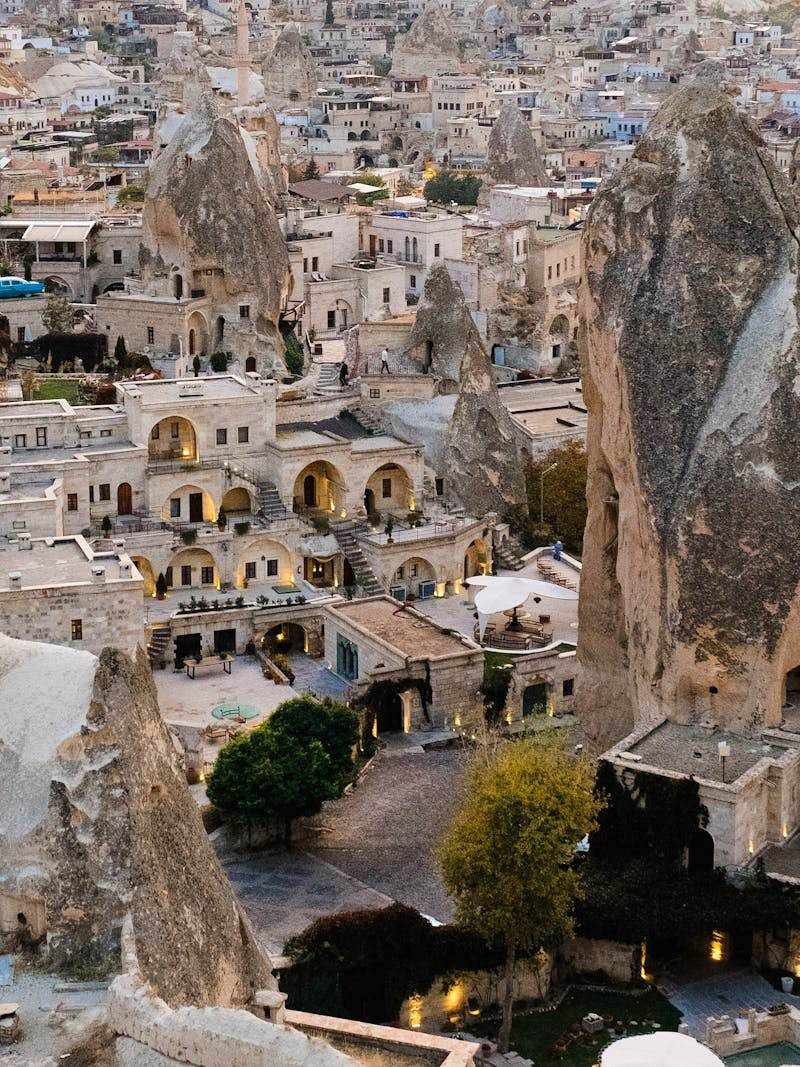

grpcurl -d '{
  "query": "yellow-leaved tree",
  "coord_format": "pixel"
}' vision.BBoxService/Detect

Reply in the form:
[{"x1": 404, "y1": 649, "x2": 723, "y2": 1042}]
[{"x1": 437, "y1": 737, "x2": 601, "y2": 1053}]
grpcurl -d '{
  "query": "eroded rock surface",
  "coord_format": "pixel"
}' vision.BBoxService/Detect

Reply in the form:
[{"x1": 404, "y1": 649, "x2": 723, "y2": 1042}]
[
  {"x1": 0, "y1": 635, "x2": 272, "y2": 1006},
  {"x1": 262, "y1": 24, "x2": 318, "y2": 107},
  {"x1": 578, "y1": 80, "x2": 800, "y2": 750},
  {"x1": 391, "y1": 0, "x2": 461, "y2": 78},
  {"x1": 478, "y1": 103, "x2": 548, "y2": 207},
  {"x1": 404, "y1": 265, "x2": 526, "y2": 515},
  {"x1": 141, "y1": 94, "x2": 290, "y2": 375}
]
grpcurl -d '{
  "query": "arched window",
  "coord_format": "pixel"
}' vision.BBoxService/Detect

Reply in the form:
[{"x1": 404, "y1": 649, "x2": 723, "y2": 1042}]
[
  {"x1": 405, "y1": 236, "x2": 411, "y2": 261},
  {"x1": 412, "y1": 237, "x2": 418, "y2": 262}
]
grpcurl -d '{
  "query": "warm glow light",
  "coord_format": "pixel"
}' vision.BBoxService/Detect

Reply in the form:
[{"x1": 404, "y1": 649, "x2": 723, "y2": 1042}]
[
  {"x1": 784, "y1": 822, "x2": 789, "y2": 838},
  {"x1": 748, "y1": 838, "x2": 755, "y2": 855},
  {"x1": 181, "y1": 448, "x2": 191, "y2": 458},
  {"x1": 340, "y1": 509, "x2": 347, "y2": 518},
  {"x1": 407, "y1": 994, "x2": 422, "y2": 1029},
  {"x1": 640, "y1": 942, "x2": 649, "y2": 981},
  {"x1": 444, "y1": 983, "x2": 464, "y2": 1013},
  {"x1": 454, "y1": 714, "x2": 462, "y2": 728},
  {"x1": 708, "y1": 930, "x2": 729, "y2": 963},
  {"x1": 453, "y1": 579, "x2": 462, "y2": 595},
  {"x1": 434, "y1": 582, "x2": 446, "y2": 598}
]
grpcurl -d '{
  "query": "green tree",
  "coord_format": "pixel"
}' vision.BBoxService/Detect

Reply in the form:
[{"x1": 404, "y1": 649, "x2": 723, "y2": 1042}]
[
  {"x1": 207, "y1": 696, "x2": 359, "y2": 844},
  {"x1": 101, "y1": 514, "x2": 112, "y2": 536},
  {"x1": 423, "y1": 168, "x2": 482, "y2": 206},
  {"x1": 192, "y1": 354, "x2": 201, "y2": 377},
  {"x1": 302, "y1": 157, "x2": 321, "y2": 180},
  {"x1": 324, "y1": 0, "x2": 334, "y2": 26},
  {"x1": 267, "y1": 696, "x2": 359, "y2": 792},
  {"x1": 216, "y1": 505, "x2": 227, "y2": 530},
  {"x1": 91, "y1": 145, "x2": 121, "y2": 164},
  {"x1": 114, "y1": 335, "x2": 127, "y2": 366},
  {"x1": 524, "y1": 439, "x2": 587, "y2": 554},
  {"x1": 438, "y1": 737, "x2": 601, "y2": 1052},
  {"x1": 116, "y1": 184, "x2": 146, "y2": 205},
  {"x1": 42, "y1": 294, "x2": 74, "y2": 335},
  {"x1": 370, "y1": 55, "x2": 391, "y2": 76},
  {"x1": 209, "y1": 351, "x2": 229, "y2": 372}
]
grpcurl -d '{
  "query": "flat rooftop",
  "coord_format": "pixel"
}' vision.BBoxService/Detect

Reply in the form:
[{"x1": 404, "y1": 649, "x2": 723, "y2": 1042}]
[
  {"x1": 622, "y1": 721, "x2": 786, "y2": 784},
  {"x1": 333, "y1": 598, "x2": 474, "y2": 658},
  {"x1": 3, "y1": 441, "x2": 141, "y2": 466},
  {"x1": 118, "y1": 376, "x2": 264, "y2": 404},
  {"x1": 0, "y1": 536, "x2": 139, "y2": 591},
  {"x1": 0, "y1": 400, "x2": 67, "y2": 419}
]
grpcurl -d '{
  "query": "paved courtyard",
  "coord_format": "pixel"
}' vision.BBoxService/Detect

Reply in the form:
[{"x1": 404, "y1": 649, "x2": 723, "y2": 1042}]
[
  {"x1": 154, "y1": 657, "x2": 293, "y2": 730},
  {"x1": 667, "y1": 970, "x2": 800, "y2": 1038},
  {"x1": 220, "y1": 745, "x2": 466, "y2": 954}
]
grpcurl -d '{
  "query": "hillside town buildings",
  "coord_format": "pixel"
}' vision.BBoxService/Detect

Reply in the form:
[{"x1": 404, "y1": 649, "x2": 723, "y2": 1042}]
[{"x1": 1, "y1": 0, "x2": 800, "y2": 1063}]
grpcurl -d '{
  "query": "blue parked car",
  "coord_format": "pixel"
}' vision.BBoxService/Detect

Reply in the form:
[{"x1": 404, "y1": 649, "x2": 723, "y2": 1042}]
[{"x1": 0, "y1": 277, "x2": 45, "y2": 298}]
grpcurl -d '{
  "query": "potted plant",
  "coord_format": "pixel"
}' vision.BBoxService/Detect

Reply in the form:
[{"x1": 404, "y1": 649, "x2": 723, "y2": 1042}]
[
  {"x1": 217, "y1": 506, "x2": 227, "y2": 531},
  {"x1": 101, "y1": 514, "x2": 112, "y2": 536},
  {"x1": 155, "y1": 572, "x2": 168, "y2": 600},
  {"x1": 385, "y1": 516, "x2": 394, "y2": 543}
]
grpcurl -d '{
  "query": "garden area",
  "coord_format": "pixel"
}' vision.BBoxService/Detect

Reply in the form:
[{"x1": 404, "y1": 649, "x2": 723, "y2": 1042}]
[
  {"x1": 32, "y1": 377, "x2": 85, "y2": 404},
  {"x1": 493, "y1": 988, "x2": 681, "y2": 1067}
]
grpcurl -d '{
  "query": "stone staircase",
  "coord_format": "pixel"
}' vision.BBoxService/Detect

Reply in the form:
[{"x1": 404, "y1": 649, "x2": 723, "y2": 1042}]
[
  {"x1": 348, "y1": 401, "x2": 385, "y2": 435},
  {"x1": 494, "y1": 533, "x2": 526, "y2": 571},
  {"x1": 330, "y1": 519, "x2": 383, "y2": 595},
  {"x1": 147, "y1": 623, "x2": 171, "y2": 670},
  {"x1": 257, "y1": 484, "x2": 288, "y2": 522},
  {"x1": 316, "y1": 361, "x2": 343, "y2": 393}
]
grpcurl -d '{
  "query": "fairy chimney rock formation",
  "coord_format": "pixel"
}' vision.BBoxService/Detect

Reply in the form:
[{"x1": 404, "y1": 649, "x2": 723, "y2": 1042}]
[
  {"x1": 478, "y1": 103, "x2": 549, "y2": 207},
  {"x1": 142, "y1": 93, "x2": 290, "y2": 375},
  {"x1": 391, "y1": 0, "x2": 462, "y2": 78},
  {"x1": 406, "y1": 265, "x2": 526, "y2": 516},
  {"x1": 0, "y1": 634, "x2": 272, "y2": 1004},
  {"x1": 262, "y1": 24, "x2": 318, "y2": 107},
  {"x1": 160, "y1": 32, "x2": 212, "y2": 107},
  {"x1": 577, "y1": 78, "x2": 800, "y2": 750}
]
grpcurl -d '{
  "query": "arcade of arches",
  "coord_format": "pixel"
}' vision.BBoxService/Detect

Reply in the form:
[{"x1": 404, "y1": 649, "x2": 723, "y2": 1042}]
[{"x1": 294, "y1": 461, "x2": 345, "y2": 514}]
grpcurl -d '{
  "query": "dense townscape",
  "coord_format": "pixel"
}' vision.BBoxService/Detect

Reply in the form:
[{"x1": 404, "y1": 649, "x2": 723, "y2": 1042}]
[{"x1": 0, "y1": 0, "x2": 799, "y2": 1063}]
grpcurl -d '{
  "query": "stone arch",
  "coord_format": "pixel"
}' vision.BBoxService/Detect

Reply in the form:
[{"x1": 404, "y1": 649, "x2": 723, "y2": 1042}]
[
  {"x1": 43, "y1": 275, "x2": 72, "y2": 297},
  {"x1": 293, "y1": 460, "x2": 345, "y2": 515},
  {"x1": 148, "y1": 415, "x2": 198, "y2": 462},
  {"x1": 131, "y1": 555, "x2": 156, "y2": 596},
  {"x1": 167, "y1": 547, "x2": 219, "y2": 589},
  {"x1": 263, "y1": 621, "x2": 306, "y2": 653},
  {"x1": 360, "y1": 128, "x2": 372, "y2": 141},
  {"x1": 364, "y1": 461, "x2": 415, "y2": 514},
  {"x1": 245, "y1": 355, "x2": 257, "y2": 373},
  {"x1": 174, "y1": 273, "x2": 184, "y2": 300},
  {"x1": 215, "y1": 315, "x2": 225, "y2": 347},
  {"x1": 463, "y1": 538, "x2": 489, "y2": 580},
  {"x1": 358, "y1": 153, "x2": 375, "y2": 167},
  {"x1": 235, "y1": 535, "x2": 292, "y2": 588},
  {"x1": 549, "y1": 313, "x2": 570, "y2": 338},
  {"x1": 160, "y1": 484, "x2": 216, "y2": 523},
  {"x1": 102, "y1": 280, "x2": 124, "y2": 293},
  {"x1": 394, "y1": 555, "x2": 437, "y2": 596},
  {"x1": 348, "y1": 131, "x2": 359, "y2": 141},
  {"x1": 388, "y1": 157, "x2": 399, "y2": 168},
  {"x1": 220, "y1": 486, "x2": 253, "y2": 517},
  {"x1": 187, "y1": 310, "x2": 209, "y2": 356},
  {"x1": 327, "y1": 299, "x2": 353, "y2": 331},
  {"x1": 390, "y1": 134, "x2": 403, "y2": 151}
]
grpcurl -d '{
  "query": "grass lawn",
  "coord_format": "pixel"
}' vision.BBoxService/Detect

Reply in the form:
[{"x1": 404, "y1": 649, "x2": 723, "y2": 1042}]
[
  {"x1": 486, "y1": 988, "x2": 681, "y2": 1067},
  {"x1": 33, "y1": 378, "x2": 84, "y2": 404}
]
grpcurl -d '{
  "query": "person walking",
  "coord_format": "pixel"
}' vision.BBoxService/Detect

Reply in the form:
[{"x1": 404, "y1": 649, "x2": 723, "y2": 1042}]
[
  {"x1": 380, "y1": 347, "x2": 390, "y2": 375},
  {"x1": 339, "y1": 361, "x2": 349, "y2": 389},
  {"x1": 553, "y1": 539, "x2": 563, "y2": 562}
]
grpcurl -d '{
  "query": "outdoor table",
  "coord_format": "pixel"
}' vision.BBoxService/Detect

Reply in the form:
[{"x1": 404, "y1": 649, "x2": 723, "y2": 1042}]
[{"x1": 184, "y1": 654, "x2": 233, "y2": 679}]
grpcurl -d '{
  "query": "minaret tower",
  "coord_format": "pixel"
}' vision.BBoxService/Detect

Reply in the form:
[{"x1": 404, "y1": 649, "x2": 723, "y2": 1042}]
[{"x1": 236, "y1": 0, "x2": 250, "y2": 108}]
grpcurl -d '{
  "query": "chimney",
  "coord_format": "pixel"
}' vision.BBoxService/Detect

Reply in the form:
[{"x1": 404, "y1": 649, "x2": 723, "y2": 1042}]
[
  {"x1": 91, "y1": 565, "x2": 106, "y2": 584},
  {"x1": 8, "y1": 571, "x2": 21, "y2": 590},
  {"x1": 18, "y1": 532, "x2": 32, "y2": 550},
  {"x1": 113, "y1": 538, "x2": 126, "y2": 552},
  {"x1": 0, "y1": 471, "x2": 9, "y2": 494}
]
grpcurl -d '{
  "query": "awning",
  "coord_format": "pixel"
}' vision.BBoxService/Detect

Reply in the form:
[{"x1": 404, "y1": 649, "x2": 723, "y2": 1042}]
[
  {"x1": 467, "y1": 575, "x2": 577, "y2": 640},
  {"x1": 21, "y1": 221, "x2": 95, "y2": 242}
]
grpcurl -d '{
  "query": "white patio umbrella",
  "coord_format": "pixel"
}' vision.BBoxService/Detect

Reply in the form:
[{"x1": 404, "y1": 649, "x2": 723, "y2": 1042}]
[
  {"x1": 601, "y1": 1032, "x2": 724, "y2": 1067},
  {"x1": 466, "y1": 575, "x2": 578, "y2": 640}
]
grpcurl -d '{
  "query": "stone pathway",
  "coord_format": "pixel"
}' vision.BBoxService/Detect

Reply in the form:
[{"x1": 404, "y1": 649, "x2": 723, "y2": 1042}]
[
  {"x1": 667, "y1": 969, "x2": 800, "y2": 1038},
  {"x1": 286, "y1": 652, "x2": 350, "y2": 701}
]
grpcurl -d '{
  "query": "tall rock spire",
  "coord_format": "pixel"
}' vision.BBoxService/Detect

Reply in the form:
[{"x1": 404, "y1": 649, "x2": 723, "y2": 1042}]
[{"x1": 237, "y1": 0, "x2": 250, "y2": 107}]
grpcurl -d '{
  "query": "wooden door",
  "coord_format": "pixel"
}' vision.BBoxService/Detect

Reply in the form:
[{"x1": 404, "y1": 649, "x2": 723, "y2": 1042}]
[{"x1": 189, "y1": 492, "x2": 203, "y2": 523}]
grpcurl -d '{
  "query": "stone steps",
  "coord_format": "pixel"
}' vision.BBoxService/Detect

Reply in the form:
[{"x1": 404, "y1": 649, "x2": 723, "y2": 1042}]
[
  {"x1": 147, "y1": 625, "x2": 171, "y2": 669},
  {"x1": 331, "y1": 520, "x2": 383, "y2": 594}
]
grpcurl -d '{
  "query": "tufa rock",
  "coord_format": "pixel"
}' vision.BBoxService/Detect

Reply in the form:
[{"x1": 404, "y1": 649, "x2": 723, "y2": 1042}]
[
  {"x1": 159, "y1": 32, "x2": 212, "y2": 107},
  {"x1": 578, "y1": 80, "x2": 800, "y2": 750},
  {"x1": 478, "y1": 103, "x2": 549, "y2": 207},
  {"x1": 0, "y1": 634, "x2": 273, "y2": 1006},
  {"x1": 390, "y1": 0, "x2": 462, "y2": 79},
  {"x1": 141, "y1": 93, "x2": 290, "y2": 376},
  {"x1": 407, "y1": 265, "x2": 526, "y2": 516},
  {"x1": 262, "y1": 24, "x2": 318, "y2": 107}
]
